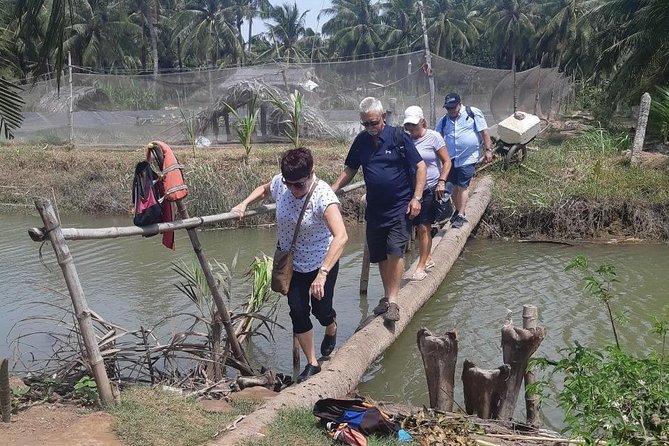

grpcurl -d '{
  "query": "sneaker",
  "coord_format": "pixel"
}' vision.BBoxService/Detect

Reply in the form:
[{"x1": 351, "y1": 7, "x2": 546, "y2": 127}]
[
  {"x1": 451, "y1": 214, "x2": 467, "y2": 229},
  {"x1": 383, "y1": 303, "x2": 400, "y2": 322},
  {"x1": 297, "y1": 363, "x2": 321, "y2": 383},
  {"x1": 372, "y1": 298, "x2": 389, "y2": 315},
  {"x1": 450, "y1": 210, "x2": 460, "y2": 223}
]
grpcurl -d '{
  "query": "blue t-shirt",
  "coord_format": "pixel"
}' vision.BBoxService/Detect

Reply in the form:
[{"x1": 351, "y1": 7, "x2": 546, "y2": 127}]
[
  {"x1": 345, "y1": 125, "x2": 423, "y2": 226},
  {"x1": 435, "y1": 106, "x2": 488, "y2": 167}
]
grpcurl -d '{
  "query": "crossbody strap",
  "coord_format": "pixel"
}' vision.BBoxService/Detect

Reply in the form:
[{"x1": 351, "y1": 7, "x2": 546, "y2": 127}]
[{"x1": 289, "y1": 178, "x2": 318, "y2": 251}]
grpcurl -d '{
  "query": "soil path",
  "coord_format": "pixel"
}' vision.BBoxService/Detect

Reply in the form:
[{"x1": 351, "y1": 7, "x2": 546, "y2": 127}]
[{"x1": 0, "y1": 405, "x2": 124, "y2": 446}]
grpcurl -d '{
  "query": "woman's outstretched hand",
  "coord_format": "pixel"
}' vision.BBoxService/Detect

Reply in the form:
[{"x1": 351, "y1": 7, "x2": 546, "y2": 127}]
[{"x1": 231, "y1": 203, "x2": 247, "y2": 221}]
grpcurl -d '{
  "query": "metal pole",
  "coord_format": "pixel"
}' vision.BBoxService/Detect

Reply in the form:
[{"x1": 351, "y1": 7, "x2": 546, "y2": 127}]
[
  {"x1": 34, "y1": 198, "x2": 114, "y2": 405},
  {"x1": 417, "y1": 1, "x2": 436, "y2": 127},
  {"x1": 68, "y1": 51, "x2": 74, "y2": 145}
]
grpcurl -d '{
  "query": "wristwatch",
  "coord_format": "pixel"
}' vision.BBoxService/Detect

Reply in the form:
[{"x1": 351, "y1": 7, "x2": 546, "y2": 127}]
[
  {"x1": 319, "y1": 267, "x2": 329, "y2": 276},
  {"x1": 412, "y1": 195, "x2": 422, "y2": 202}
]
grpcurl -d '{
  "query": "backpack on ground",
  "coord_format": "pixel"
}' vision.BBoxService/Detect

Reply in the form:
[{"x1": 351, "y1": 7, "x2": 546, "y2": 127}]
[
  {"x1": 131, "y1": 160, "x2": 163, "y2": 227},
  {"x1": 313, "y1": 398, "x2": 400, "y2": 437}
]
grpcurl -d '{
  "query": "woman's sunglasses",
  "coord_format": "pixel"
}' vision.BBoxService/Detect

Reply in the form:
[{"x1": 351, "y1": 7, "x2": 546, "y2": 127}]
[{"x1": 282, "y1": 177, "x2": 308, "y2": 189}]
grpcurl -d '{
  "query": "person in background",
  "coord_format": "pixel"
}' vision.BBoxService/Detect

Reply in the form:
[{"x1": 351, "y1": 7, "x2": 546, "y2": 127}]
[
  {"x1": 435, "y1": 93, "x2": 493, "y2": 228},
  {"x1": 231, "y1": 147, "x2": 348, "y2": 383},
  {"x1": 331, "y1": 97, "x2": 426, "y2": 323},
  {"x1": 403, "y1": 105, "x2": 451, "y2": 280}
]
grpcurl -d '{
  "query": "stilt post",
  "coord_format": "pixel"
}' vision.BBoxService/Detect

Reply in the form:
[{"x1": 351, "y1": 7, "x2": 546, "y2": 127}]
[
  {"x1": 523, "y1": 305, "x2": 541, "y2": 426},
  {"x1": 417, "y1": 328, "x2": 458, "y2": 412},
  {"x1": 34, "y1": 199, "x2": 115, "y2": 405}
]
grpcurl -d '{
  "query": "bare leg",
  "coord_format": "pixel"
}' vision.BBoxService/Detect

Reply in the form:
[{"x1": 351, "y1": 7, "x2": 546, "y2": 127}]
[
  {"x1": 453, "y1": 186, "x2": 470, "y2": 215},
  {"x1": 295, "y1": 329, "x2": 318, "y2": 366},
  {"x1": 379, "y1": 255, "x2": 404, "y2": 304},
  {"x1": 414, "y1": 223, "x2": 432, "y2": 274}
]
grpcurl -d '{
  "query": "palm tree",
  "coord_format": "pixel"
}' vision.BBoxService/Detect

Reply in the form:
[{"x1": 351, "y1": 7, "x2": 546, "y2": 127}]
[
  {"x1": 484, "y1": 0, "x2": 539, "y2": 111},
  {"x1": 379, "y1": 0, "x2": 421, "y2": 54},
  {"x1": 265, "y1": 2, "x2": 308, "y2": 63},
  {"x1": 536, "y1": 0, "x2": 587, "y2": 72},
  {"x1": 174, "y1": 0, "x2": 243, "y2": 67},
  {"x1": 320, "y1": 0, "x2": 388, "y2": 60},
  {"x1": 424, "y1": 0, "x2": 481, "y2": 60},
  {"x1": 0, "y1": 78, "x2": 24, "y2": 139}
]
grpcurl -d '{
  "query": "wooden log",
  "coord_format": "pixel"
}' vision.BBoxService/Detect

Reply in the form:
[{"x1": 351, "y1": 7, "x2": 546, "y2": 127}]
[
  {"x1": 417, "y1": 328, "x2": 458, "y2": 412},
  {"x1": 631, "y1": 92, "x2": 651, "y2": 165},
  {"x1": 213, "y1": 176, "x2": 494, "y2": 445},
  {"x1": 523, "y1": 305, "x2": 540, "y2": 426},
  {"x1": 28, "y1": 182, "x2": 366, "y2": 242},
  {"x1": 34, "y1": 199, "x2": 115, "y2": 405},
  {"x1": 1, "y1": 358, "x2": 10, "y2": 422},
  {"x1": 462, "y1": 359, "x2": 510, "y2": 419},
  {"x1": 175, "y1": 200, "x2": 253, "y2": 377},
  {"x1": 495, "y1": 311, "x2": 546, "y2": 420},
  {"x1": 236, "y1": 370, "x2": 275, "y2": 390}
]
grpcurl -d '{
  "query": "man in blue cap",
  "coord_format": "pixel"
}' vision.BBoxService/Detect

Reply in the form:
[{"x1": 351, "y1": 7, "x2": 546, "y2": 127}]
[{"x1": 435, "y1": 93, "x2": 493, "y2": 228}]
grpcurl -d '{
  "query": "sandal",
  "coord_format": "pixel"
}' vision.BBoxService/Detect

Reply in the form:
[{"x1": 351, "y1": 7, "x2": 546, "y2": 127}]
[
  {"x1": 383, "y1": 303, "x2": 400, "y2": 322},
  {"x1": 426, "y1": 260, "x2": 436, "y2": 269},
  {"x1": 412, "y1": 270, "x2": 427, "y2": 281}
]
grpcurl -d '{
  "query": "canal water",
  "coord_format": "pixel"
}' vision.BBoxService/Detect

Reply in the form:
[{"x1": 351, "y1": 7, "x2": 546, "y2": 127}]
[{"x1": 1, "y1": 213, "x2": 667, "y2": 428}]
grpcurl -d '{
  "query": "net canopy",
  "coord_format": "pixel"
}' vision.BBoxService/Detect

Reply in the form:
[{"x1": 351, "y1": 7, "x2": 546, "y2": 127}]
[{"x1": 13, "y1": 52, "x2": 570, "y2": 146}]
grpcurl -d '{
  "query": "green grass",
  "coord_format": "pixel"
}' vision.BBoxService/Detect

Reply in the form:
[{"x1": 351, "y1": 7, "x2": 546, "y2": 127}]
[
  {"x1": 490, "y1": 128, "x2": 669, "y2": 210},
  {"x1": 244, "y1": 407, "x2": 404, "y2": 446},
  {"x1": 109, "y1": 387, "x2": 259, "y2": 446}
]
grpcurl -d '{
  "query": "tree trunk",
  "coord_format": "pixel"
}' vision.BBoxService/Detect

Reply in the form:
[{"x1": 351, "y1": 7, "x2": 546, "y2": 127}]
[
  {"x1": 417, "y1": 328, "x2": 458, "y2": 412},
  {"x1": 213, "y1": 176, "x2": 494, "y2": 445},
  {"x1": 139, "y1": 0, "x2": 159, "y2": 79},
  {"x1": 462, "y1": 359, "x2": 510, "y2": 419},
  {"x1": 495, "y1": 314, "x2": 546, "y2": 420},
  {"x1": 631, "y1": 92, "x2": 651, "y2": 165}
]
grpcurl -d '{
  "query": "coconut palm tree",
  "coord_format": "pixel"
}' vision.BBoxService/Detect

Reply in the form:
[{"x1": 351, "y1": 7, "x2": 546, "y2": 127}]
[
  {"x1": 0, "y1": 78, "x2": 24, "y2": 139},
  {"x1": 424, "y1": 0, "x2": 481, "y2": 60},
  {"x1": 265, "y1": 2, "x2": 309, "y2": 63},
  {"x1": 536, "y1": 0, "x2": 588, "y2": 72},
  {"x1": 379, "y1": 0, "x2": 421, "y2": 54},
  {"x1": 320, "y1": 0, "x2": 388, "y2": 60}
]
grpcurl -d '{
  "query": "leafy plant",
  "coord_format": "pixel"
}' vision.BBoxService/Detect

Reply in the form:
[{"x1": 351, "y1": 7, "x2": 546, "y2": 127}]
[
  {"x1": 179, "y1": 110, "x2": 198, "y2": 155},
  {"x1": 565, "y1": 255, "x2": 620, "y2": 349},
  {"x1": 224, "y1": 95, "x2": 260, "y2": 162},
  {"x1": 234, "y1": 254, "x2": 280, "y2": 343},
  {"x1": 73, "y1": 375, "x2": 99, "y2": 405},
  {"x1": 650, "y1": 85, "x2": 669, "y2": 143},
  {"x1": 267, "y1": 89, "x2": 304, "y2": 148}
]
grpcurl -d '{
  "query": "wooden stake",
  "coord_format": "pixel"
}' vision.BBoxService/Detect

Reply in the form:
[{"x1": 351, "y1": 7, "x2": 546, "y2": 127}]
[
  {"x1": 175, "y1": 200, "x2": 253, "y2": 376},
  {"x1": 359, "y1": 242, "x2": 370, "y2": 295},
  {"x1": 34, "y1": 199, "x2": 114, "y2": 405},
  {"x1": 417, "y1": 328, "x2": 458, "y2": 412},
  {"x1": 631, "y1": 92, "x2": 651, "y2": 165},
  {"x1": 523, "y1": 305, "x2": 540, "y2": 426},
  {"x1": 462, "y1": 359, "x2": 510, "y2": 419},
  {"x1": 1, "y1": 358, "x2": 10, "y2": 422}
]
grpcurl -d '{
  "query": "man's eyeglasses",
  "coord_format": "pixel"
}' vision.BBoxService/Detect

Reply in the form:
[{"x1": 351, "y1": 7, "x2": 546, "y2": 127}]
[
  {"x1": 360, "y1": 119, "x2": 381, "y2": 127},
  {"x1": 282, "y1": 177, "x2": 308, "y2": 189}
]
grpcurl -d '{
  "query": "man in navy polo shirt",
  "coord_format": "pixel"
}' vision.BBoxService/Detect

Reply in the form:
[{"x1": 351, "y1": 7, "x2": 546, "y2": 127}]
[
  {"x1": 435, "y1": 93, "x2": 493, "y2": 228},
  {"x1": 332, "y1": 97, "x2": 426, "y2": 323}
]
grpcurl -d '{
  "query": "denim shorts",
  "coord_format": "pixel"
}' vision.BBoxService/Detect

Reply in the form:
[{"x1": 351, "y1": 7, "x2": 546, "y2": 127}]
[
  {"x1": 366, "y1": 214, "x2": 411, "y2": 263},
  {"x1": 447, "y1": 163, "x2": 476, "y2": 188}
]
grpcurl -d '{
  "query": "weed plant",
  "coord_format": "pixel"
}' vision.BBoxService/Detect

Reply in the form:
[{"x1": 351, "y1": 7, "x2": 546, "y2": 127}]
[{"x1": 533, "y1": 257, "x2": 669, "y2": 445}]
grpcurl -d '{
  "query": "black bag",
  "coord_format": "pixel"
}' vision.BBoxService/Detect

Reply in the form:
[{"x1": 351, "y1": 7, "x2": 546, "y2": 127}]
[
  {"x1": 433, "y1": 181, "x2": 455, "y2": 223},
  {"x1": 313, "y1": 398, "x2": 399, "y2": 437},
  {"x1": 132, "y1": 161, "x2": 163, "y2": 227}
]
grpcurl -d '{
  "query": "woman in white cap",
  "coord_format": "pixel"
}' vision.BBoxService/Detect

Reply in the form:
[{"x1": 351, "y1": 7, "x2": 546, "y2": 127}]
[{"x1": 403, "y1": 106, "x2": 452, "y2": 280}]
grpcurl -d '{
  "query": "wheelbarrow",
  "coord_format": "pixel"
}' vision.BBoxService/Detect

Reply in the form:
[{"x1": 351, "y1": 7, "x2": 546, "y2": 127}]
[{"x1": 489, "y1": 111, "x2": 541, "y2": 170}]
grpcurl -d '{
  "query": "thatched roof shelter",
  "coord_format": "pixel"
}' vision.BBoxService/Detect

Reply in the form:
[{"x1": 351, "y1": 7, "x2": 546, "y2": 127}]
[{"x1": 37, "y1": 86, "x2": 110, "y2": 113}]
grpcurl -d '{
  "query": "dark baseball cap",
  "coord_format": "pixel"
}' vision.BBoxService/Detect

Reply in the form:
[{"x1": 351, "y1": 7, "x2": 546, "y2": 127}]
[{"x1": 443, "y1": 93, "x2": 461, "y2": 109}]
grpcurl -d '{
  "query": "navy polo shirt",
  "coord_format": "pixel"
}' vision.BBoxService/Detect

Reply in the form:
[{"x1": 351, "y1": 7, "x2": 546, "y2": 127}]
[{"x1": 345, "y1": 125, "x2": 423, "y2": 226}]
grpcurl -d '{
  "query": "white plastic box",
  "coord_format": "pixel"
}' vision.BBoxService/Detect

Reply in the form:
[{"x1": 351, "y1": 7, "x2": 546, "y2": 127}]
[{"x1": 496, "y1": 111, "x2": 541, "y2": 144}]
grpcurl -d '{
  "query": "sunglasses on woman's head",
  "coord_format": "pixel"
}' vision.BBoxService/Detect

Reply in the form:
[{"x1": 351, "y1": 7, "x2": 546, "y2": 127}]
[
  {"x1": 360, "y1": 119, "x2": 380, "y2": 127},
  {"x1": 282, "y1": 177, "x2": 308, "y2": 189}
]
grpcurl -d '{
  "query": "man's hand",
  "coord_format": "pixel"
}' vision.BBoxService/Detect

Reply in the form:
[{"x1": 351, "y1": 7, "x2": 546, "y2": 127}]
[
  {"x1": 484, "y1": 148, "x2": 494, "y2": 163},
  {"x1": 407, "y1": 197, "x2": 421, "y2": 219}
]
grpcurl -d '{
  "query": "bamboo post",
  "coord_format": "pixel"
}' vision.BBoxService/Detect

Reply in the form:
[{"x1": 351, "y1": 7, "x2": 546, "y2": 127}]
[
  {"x1": 523, "y1": 305, "x2": 540, "y2": 426},
  {"x1": 417, "y1": 0, "x2": 436, "y2": 127},
  {"x1": 68, "y1": 51, "x2": 74, "y2": 145},
  {"x1": 1, "y1": 358, "x2": 10, "y2": 422},
  {"x1": 462, "y1": 359, "x2": 510, "y2": 419},
  {"x1": 496, "y1": 310, "x2": 546, "y2": 420},
  {"x1": 417, "y1": 328, "x2": 458, "y2": 412},
  {"x1": 631, "y1": 92, "x2": 651, "y2": 165},
  {"x1": 175, "y1": 200, "x2": 253, "y2": 376},
  {"x1": 34, "y1": 198, "x2": 114, "y2": 405},
  {"x1": 360, "y1": 242, "x2": 370, "y2": 294}
]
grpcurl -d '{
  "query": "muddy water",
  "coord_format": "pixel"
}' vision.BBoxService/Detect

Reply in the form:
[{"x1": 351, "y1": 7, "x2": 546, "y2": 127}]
[{"x1": 2, "y1": 213, "x2": 668, "y2": 428}]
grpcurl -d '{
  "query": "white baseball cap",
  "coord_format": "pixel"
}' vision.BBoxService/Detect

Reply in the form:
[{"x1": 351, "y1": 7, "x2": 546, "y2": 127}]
[{"x1": 403, "y1": 106, "x2": 424, "y2": 125}]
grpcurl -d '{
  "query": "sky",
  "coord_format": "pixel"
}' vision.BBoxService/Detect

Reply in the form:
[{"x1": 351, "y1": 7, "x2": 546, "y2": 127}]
[{"x1": 250, "y1": 0, "x2": 333, "y2": 36}]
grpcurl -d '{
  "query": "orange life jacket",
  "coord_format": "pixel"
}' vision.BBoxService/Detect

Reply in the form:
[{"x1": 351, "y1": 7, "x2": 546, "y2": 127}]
[{"x1": 146, "y1": 141, "x2": 188, "y2": 202}]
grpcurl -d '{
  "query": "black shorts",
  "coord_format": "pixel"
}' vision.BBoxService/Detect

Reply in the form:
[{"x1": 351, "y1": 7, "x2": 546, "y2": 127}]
[
  {"x1": 413, "y1": 188, "x2": 436, "y2": 226},
  {"x1": 366, "y1": 214, "x2": 411, "y2": 263}
]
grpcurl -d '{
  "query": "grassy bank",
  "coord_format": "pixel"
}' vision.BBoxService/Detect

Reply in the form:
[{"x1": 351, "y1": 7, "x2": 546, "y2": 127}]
[{"x1": 2, "y1": 128, "x2": 668, "y2": 239}]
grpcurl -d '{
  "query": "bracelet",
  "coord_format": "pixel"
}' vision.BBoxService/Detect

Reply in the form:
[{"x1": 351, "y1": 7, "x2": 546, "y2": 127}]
[
  {"x1": 319, "y1": 267, "x2": 329, "y2": 276},
  {"x1": 437, "y1": 179, "x2": 446, "y2": 183},
  {"x1": 412, "y1": 195, "x2": 422, "y2": 201}
]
